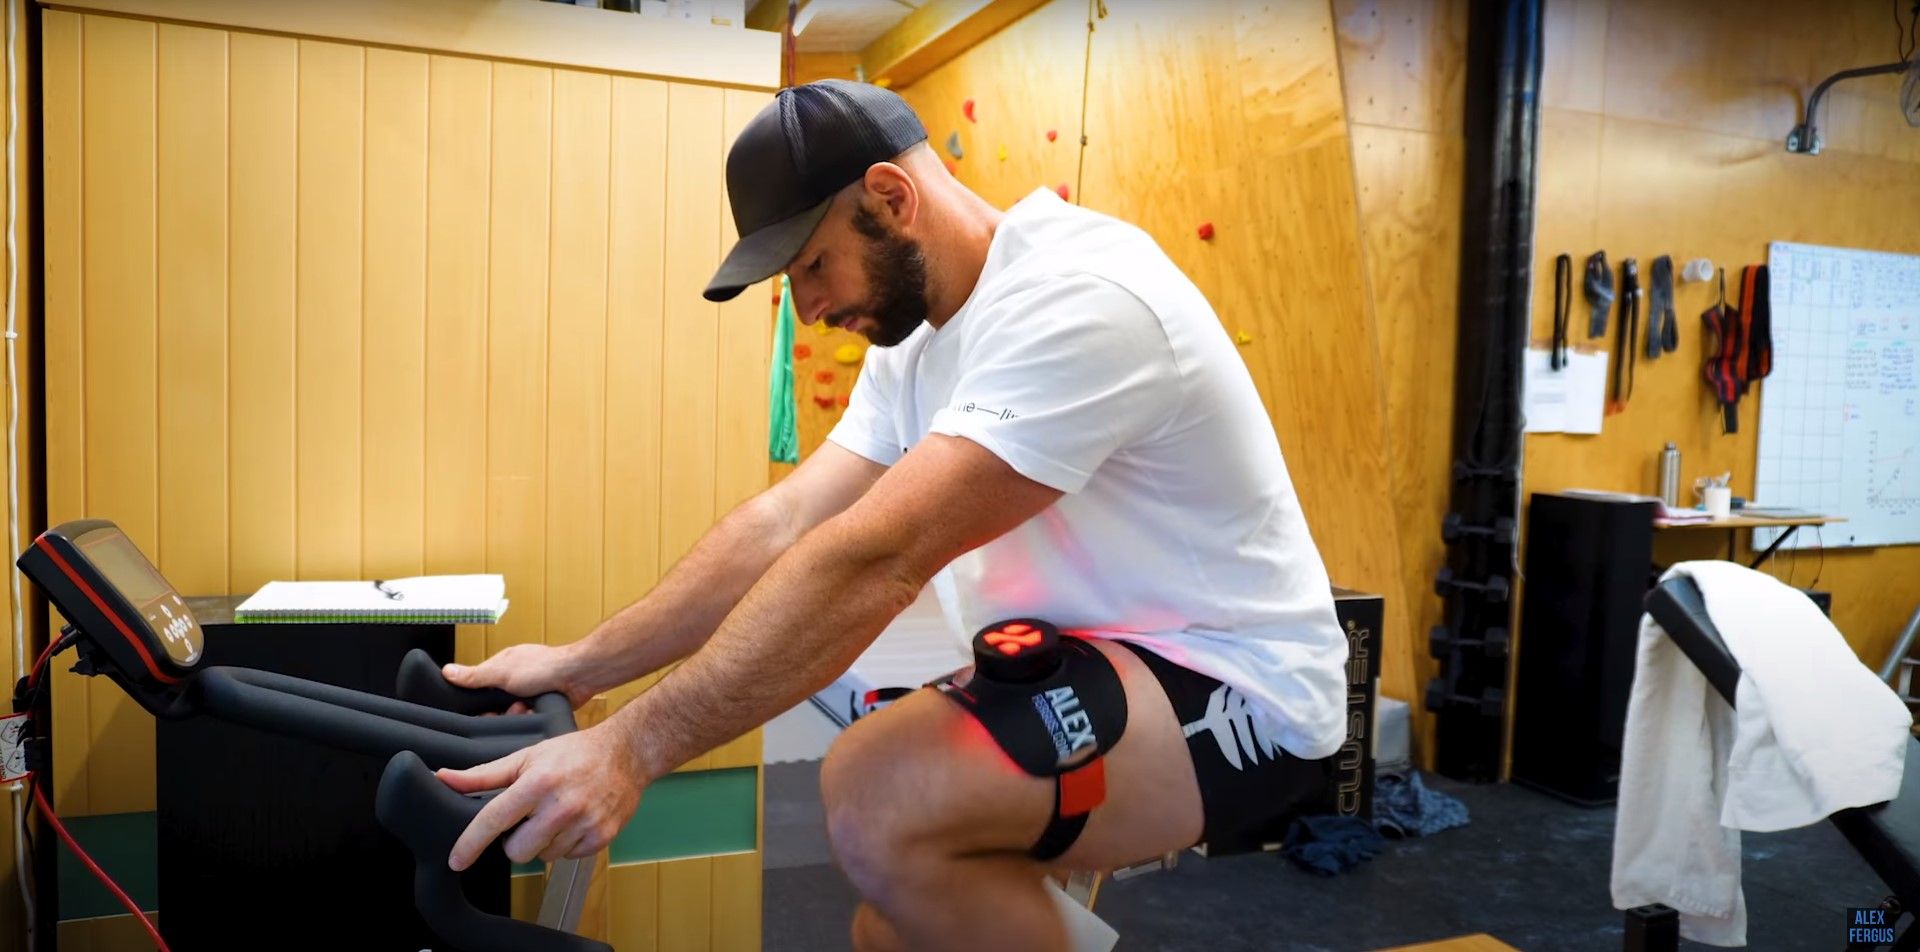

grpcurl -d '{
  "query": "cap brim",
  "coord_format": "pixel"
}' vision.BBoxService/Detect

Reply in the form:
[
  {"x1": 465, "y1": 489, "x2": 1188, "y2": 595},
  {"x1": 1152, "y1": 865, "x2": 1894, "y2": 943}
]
[{"x1": 703, "y1": 197, "x2": 833, "y2": 302}]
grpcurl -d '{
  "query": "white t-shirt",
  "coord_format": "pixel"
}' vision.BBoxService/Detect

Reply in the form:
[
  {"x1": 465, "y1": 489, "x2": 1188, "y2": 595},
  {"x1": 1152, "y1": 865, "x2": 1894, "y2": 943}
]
[{"x1": 828, "y1": 188, "x2": 1348, "y2": 760}]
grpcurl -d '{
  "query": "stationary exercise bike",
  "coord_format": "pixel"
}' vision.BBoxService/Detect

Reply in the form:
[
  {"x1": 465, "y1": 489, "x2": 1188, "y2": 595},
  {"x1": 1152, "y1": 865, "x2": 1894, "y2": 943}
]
[{"x1": 13, "y1": 519, "x2": 611, "y2": 952}]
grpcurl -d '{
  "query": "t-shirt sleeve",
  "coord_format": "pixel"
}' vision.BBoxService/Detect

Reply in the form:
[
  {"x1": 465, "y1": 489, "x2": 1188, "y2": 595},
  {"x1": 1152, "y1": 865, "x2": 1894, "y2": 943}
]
[
  {"x1": 825, "y1": 347, "x2": 905, "y2": 467},
  {"x1": 928, "y1": 274, "x2": 1180, "y2": 493}
]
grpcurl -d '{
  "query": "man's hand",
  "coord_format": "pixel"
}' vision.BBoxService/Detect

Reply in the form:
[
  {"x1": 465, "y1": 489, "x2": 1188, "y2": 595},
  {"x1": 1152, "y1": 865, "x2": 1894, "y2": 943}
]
[
  {"x1": 437, "y1": 722, "x2": 646, "y2": 870},
  {"x1": 442, "y1": 642, "x2": 595, "y2": 714}
]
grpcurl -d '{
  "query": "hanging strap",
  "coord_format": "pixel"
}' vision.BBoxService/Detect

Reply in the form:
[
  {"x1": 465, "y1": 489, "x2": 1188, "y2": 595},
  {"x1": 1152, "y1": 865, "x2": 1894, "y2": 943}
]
[
  {"x1": 1743, "y1": 264, "x2": 1773, "y2": 385},
  {"x1": 1647, "y1": 255, "x2": 1677, "y2": 358},
  {"x1": 1700, "y1": 269, "x2": 1741, "y2": 434},
  {"x1": 1552, "y1": 253, "x2": 1572, "y2": 370},
  {"x1": 1583, "y1": 250, "x2": 1614, "y2": 338},
  {"x1": 1610, "y1": 257, "x2": 1640, "y2": 413}
]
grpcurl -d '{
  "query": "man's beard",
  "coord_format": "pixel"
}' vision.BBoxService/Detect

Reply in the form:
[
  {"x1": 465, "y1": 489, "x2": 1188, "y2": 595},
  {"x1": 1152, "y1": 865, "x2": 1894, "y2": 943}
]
[{"x1": 827, "y1": 204, "x2": 932, "y2": 348}]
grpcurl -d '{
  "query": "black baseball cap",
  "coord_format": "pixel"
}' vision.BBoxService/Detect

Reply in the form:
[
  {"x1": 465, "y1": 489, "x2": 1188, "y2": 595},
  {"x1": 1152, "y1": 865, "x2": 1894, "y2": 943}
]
[{"x1": 704, "y1": 80, "x2": 928, "y2": 303}]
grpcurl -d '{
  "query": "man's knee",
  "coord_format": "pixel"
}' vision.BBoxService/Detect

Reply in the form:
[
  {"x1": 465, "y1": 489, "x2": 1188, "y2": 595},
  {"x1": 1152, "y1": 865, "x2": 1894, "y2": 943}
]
[{"x1": 822, "y1": 713, "x2": 929, "y2": 897}]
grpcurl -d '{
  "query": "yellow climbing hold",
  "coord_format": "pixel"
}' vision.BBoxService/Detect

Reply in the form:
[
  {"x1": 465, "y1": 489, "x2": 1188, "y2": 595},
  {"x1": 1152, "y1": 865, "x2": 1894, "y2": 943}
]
[
  {"x1": 834, "y1": 343, "x2": 866, "y2": 365},
  {"x1": 813, "y1": 322, "x2": 831, "y2": 337},
  {"x1": 1235, "y1": 330, "x2": 1254, "y2": 346},
  {"x1": 997, "y1": 144, "x2": 1008, "y2": 162}
]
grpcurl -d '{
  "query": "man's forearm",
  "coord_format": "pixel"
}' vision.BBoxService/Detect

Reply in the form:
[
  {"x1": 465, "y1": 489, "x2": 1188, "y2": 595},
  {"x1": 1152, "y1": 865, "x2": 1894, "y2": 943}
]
[
  {"x1": 565, "y1": 495, "x2": 801, "y2": 696},
  {"x1": 611, "y1": 514, "x2": 924, "y2": 780}
]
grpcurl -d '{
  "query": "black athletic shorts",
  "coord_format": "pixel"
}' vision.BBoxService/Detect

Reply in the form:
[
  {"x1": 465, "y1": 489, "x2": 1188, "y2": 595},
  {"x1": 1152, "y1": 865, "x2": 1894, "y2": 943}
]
[{"x1": 1116, "y1": 640, "x2": 1335, "y2": 850}]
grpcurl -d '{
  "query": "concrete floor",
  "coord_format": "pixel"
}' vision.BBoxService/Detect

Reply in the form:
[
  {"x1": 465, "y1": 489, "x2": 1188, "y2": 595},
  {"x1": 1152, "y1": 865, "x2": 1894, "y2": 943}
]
[{"x1": 763, "y1": 761, "x2": 1890, "y2": 951}]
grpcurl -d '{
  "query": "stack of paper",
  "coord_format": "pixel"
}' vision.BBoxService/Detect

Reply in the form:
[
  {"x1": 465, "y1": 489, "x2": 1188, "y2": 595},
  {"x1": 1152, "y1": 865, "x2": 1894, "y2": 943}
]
[{"x1": 235, "y1": 575, "x2": 509, "y2": 624}]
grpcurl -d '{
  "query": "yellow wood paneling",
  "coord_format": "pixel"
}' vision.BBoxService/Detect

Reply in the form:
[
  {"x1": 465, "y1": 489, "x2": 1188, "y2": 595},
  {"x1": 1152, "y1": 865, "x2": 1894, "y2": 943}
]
[
  {"x1": 486, "y1": 61, "x2": 552, "y2": 655},
  {"x1": 155, "y1": 23, "x2": 229, "y2": 597},
  {"x1": 42, "y1": 6, "x2": 89, "y2": 815},
  {"x1": 422, "y1": 52, "x2": 492, "y2": 667},
  {"x1": 3, "y1": 0, "x2": 40, "y2": 942},
  {"x1": 41, "y1": 10, "x2": 767, "y2": 944},
  {"x1": 294, "y1": 39, "x2": 364, "y2": 580},
  {"x1": 709, "y1": 849, "x2": 762, "y2": 950},
  {"x1": 608, "y1": 861, "x2": 662, "y2": 952},
  {"x1": 363, "y1": 47, "x2": 429, "y2": 580},
  {"x1": 225, "y1": 30, "x2": 298, "y2": 597},
  {"x1": 45, "y1": 0, "x2": 780, "y2": 91},
  {"x1": 602, "y1": 74, "x2": 671, "y2": 706},
  {"x1": 79, "y1": 12, "x2": 158, "y2": 816},
  {"x1": 546, "y1": 68, "x2": 611, "y2": 646},
  {"x1": 657, "y1": 855, "x2": 714, "y2": 952}
]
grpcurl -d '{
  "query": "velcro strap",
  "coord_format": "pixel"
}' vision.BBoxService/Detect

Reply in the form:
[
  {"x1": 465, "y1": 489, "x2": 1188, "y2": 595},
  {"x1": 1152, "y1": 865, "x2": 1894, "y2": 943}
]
[{"x1": 1057, "y1": 759, "x2": 1106, "y2": 817}]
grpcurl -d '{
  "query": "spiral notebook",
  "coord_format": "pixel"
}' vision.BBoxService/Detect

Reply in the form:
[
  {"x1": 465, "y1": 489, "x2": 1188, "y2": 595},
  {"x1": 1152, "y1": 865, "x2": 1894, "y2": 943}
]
[{"x1": 234, "y1": 575, "x2": 509, "y2": 623}]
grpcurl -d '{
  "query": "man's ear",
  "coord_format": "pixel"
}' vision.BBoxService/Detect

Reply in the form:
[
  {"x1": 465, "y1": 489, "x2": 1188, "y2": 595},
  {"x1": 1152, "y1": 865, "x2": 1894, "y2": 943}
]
[{"x1": 861, "y1": 162, "x2": 918, "y2": 229}]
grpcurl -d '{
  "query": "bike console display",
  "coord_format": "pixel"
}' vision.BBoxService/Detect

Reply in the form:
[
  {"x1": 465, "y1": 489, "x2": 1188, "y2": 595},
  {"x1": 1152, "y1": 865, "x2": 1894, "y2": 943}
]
[{"x1": 18, "y1": 519, "x2": 203, "y2": 715}]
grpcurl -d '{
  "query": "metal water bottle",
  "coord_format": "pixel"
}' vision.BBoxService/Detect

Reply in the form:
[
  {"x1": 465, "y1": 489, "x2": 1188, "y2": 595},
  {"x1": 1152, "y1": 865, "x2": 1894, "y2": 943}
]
[{"x1": 1659, "y1": 443, "x2": 1681, "y2": 508}]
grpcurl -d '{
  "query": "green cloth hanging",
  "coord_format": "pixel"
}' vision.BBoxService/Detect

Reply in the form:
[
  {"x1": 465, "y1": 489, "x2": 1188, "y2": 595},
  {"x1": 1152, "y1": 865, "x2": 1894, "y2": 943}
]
[{"x1": 768, "y1": 275, "x2": 800, "y2": 465}]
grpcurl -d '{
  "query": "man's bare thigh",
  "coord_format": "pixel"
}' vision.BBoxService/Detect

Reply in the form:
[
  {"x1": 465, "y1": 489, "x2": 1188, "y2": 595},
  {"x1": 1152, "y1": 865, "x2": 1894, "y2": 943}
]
[{"x1": 824, "y1": 638, "x2": 1203, "y2": 871}]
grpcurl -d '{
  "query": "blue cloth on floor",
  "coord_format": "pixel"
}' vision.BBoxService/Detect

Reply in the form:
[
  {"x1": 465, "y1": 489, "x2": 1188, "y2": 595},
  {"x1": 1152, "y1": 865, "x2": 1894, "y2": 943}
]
[
  {"x1": 1371, "y1": 770, "x2": 1469, "y2": 839},
  {"x1": 1279, "y1": 815, "x2": 1385, "y2": 876}
]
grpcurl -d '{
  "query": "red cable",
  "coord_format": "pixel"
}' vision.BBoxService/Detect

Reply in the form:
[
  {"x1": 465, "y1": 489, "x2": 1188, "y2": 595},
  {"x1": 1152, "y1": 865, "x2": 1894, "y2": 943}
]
[{"x1": 28, "y1": 777, "x2": 169, "y2": 952}]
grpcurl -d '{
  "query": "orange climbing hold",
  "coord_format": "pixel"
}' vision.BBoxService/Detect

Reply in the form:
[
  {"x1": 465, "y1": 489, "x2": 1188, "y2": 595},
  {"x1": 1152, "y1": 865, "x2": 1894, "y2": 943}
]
[
  {"x1": 815, "y1": 370, "x2": 835, "y2": 384},
  {"x1": 963, "y1": 99, "x2": 976, "y2": 123},
  {"x1": 793, "y1": 344, "x2": 812, "y2": 360},
  {"x1": 1056, "y1": 183, "x2": 1071, "y2": 201},
  {"x1": 1046, "y1": 129, "x2": 1058, "y2": 142}
]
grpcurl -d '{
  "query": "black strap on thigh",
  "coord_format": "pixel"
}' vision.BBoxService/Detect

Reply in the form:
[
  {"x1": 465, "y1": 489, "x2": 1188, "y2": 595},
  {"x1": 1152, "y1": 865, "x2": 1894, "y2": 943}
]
[{"x1": 930, "y1": 619, "x2": 1127, "y2": 862}]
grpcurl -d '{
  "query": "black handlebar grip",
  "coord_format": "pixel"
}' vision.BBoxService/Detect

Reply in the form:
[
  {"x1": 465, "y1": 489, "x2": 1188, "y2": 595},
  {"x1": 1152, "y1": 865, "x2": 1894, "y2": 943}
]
[
  {"x1": 396, "y1": 648, "x2": 522, "y2": 716},
  {"x1": 376, "y1": 751, "x2": 612, "y2": 952}
]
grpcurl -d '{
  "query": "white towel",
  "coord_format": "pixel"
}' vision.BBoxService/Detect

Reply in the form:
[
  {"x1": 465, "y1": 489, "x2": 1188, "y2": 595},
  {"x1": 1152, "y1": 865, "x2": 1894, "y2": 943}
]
[{"x1": 1611, "y1": 560, "x2": 1910, "y2": 946}]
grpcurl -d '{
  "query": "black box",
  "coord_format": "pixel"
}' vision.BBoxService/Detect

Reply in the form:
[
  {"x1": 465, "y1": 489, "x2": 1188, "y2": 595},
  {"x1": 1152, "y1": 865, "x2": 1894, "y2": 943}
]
[{"x1": 1330, "y1": 587, "x2": 1382, "y2": 821}]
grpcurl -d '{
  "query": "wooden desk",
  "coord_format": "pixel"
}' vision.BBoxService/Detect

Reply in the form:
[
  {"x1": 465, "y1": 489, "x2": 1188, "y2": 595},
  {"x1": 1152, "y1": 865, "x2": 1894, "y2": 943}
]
[{"x1": 1655, "y1": 514, "x2": 1846, "y2": 568}]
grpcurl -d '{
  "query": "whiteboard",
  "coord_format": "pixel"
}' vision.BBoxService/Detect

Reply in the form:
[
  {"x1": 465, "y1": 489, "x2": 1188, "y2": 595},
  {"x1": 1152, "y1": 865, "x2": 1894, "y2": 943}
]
[{"x1": 1756, "y1": 242, "x2": 1920, "y2": 550}]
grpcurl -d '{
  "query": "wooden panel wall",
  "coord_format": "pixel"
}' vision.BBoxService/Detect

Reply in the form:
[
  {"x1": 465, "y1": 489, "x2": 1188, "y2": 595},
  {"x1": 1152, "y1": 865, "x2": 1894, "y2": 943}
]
[
  {"x1": 40, "y1": 7, "x2": 768, "y2": 948},
  {"x1": 2, "y1": 0, "x2": 35, "y2": 945},
  {"x1": 1333, "y1": 0, "x2": 1466, "y2": 767},
  {"x1": 1528, "y1": 0, "x2": 1920, "y2": 666}
]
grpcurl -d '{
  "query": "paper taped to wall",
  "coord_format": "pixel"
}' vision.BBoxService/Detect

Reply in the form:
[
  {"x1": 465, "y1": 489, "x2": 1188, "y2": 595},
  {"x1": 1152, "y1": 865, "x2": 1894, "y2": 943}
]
[{"x1": 1523, "y1": 348, "x2": 1608, "y2": 435}]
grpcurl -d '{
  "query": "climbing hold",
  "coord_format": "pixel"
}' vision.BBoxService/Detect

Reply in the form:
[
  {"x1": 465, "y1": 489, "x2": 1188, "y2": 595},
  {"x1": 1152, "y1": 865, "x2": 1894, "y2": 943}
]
[
  {"x1": 997, "y1": 144, "x2": 1007, "y2": 162},
  {"x1": 944, "y1": 159, "x2": 958, "y2": 176},
  {"x1": 1235, "y1": 330, "x2": 1254, "y2": 346},
  {"x1": 1046, "y1": 129, "x2": 1058, "y2": 142},
  {"x1": 833, "y1": 343, "x2": 866, "y2": 365},
  {"x1": 963, "y1": 99, "x2": 976, "y2": 123},
  {"x1": 1055, "y1": 183, "x2": 1071, "y2": 201},
  {"x1": 1197, "y1": 221, "x2": 1215, "y2": 241},
  {"x1": 838, "y1": 393, "x2": 851, "y2": 408},
  {"x1": 813, "y1": 322, "x2": 831, "y2": 337},
  {"x1": 874, "y1": 77, "x2": 894, "y2": 90},
  {"x1": 812, "y1": 392, "x2": 836, "y2": 410},
  {"x1": 793, "y1": 344, "x2": 812, "y2": 360},
  {"x1": 945, "y1": 131, "x2": 964, "y2": 161},
  {"x1": 815, "y1": 370, "x2": 836, "y2": 385}
]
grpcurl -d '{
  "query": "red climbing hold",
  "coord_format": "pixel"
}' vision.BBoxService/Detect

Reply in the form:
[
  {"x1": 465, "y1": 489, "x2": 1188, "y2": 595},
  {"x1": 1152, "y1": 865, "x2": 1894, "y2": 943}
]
[
  {"x1": 815, "y1": 370, "x2": 835, "y2": 384},
  {"x1": 793, "y1": 344, "x2": 812, "y2": 360},
  {"x1": 1197, "y1": 222, "x2": 1215, "y2": 241},
  {"x1": 963, "y1": 99, "x2": 976, "y2": 123},
  {"x1": 837, "y1": 393, "x2": 851, "y2": 408},
  {"x1": 1046, "y1": 129, "x2": 1058, "y2": 142},
  {"x1": 1055, "y1": 183, "x2": 1071, "y2": 201},
  {"x1": 812, "y1": 392, "x2": 836, "y2": 410},
  {"x1": 944, "y1": 159, "x2": 957, "y2": 176}
]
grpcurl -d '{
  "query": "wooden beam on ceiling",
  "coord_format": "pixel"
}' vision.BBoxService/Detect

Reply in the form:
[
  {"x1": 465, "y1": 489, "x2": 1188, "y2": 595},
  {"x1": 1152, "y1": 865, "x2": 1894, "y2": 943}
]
[
  {"x1": 746, "y1": 0, "x2": 788, "y2": 32},
  {"x1": 859, "y1": 0, "x2": 1048, "y2": 90}
]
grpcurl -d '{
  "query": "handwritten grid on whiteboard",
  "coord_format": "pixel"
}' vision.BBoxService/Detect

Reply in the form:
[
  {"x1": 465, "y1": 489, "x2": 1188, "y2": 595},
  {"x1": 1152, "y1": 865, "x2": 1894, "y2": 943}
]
[{"x1": 1755, "y1": 242, "x2": 1920, "y2": 550}]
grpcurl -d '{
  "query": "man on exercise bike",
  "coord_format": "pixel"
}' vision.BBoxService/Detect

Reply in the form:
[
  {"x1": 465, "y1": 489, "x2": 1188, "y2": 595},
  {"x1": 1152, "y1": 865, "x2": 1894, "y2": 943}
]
[{"x1": 436, "y1": 80, "x2": 1348, "y2": 952}]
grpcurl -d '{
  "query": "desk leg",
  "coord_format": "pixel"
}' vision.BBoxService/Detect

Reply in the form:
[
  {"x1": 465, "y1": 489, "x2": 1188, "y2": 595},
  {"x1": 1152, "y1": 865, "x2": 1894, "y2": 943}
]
[
  {"x1": 1748, "y1": 525, "x2": 1799, "y2": 569},
  {"x1": 1726, "y1": 530, "x2": 1735, "y2": 561}
]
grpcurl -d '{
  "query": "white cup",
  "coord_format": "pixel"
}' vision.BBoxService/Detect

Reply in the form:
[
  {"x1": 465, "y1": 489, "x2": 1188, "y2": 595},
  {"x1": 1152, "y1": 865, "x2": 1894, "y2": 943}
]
[{"x1": 1703, "y1": 485, "x2": 1732, "y2": 520}]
